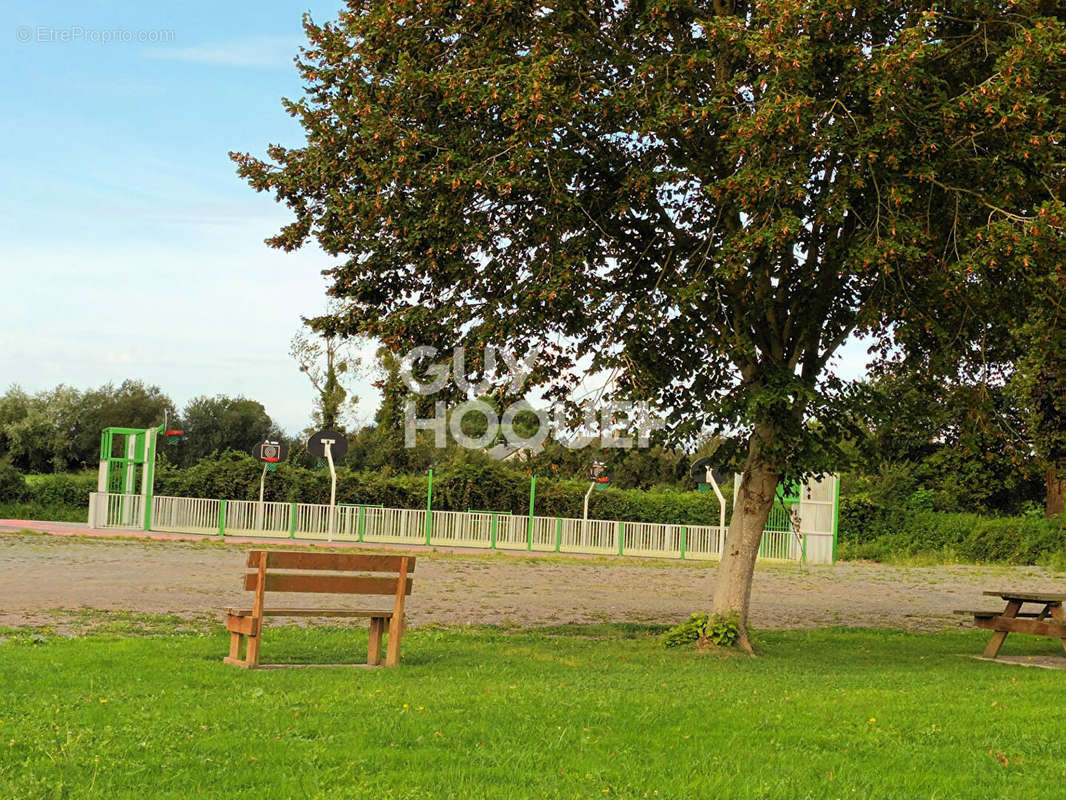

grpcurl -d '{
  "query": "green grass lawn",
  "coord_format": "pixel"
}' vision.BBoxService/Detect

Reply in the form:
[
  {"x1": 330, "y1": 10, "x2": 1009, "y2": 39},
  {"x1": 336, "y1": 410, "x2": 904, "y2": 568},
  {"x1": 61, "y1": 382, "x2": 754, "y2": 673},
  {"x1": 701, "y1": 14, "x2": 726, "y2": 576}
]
[{"x1": 2, "y1": 622, "x2": 1065, "y2": 799}]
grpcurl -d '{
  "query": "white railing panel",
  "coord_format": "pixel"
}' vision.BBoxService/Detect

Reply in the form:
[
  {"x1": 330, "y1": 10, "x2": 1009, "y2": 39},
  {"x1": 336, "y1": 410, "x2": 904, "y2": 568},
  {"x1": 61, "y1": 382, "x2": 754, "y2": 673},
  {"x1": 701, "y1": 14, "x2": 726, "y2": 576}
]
[
  {"x1": 152, "y1": 495, "x2": 220, "y2": 535},
  {"x1": 224, "y1": 500, "x2": 291, "y2": 538},
  {"x1": 362, "y1": 507, "x2": 426, "y2": 545},
  {"x1": 101, "y1": 492, "x2": 144, "y2": 529},
  {"x1": 624, "y1": 522, "x2": 685, "y2": 558},
  {"x1": 684, "y1": 525, "x2": 724, "y2": 560}
]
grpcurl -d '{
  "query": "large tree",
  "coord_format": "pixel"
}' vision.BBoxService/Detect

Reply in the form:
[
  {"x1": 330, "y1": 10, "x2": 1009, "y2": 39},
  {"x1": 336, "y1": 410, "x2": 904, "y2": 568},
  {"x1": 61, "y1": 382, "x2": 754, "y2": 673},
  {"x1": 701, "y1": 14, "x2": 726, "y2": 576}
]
[{"x1": 235, "y1": 0, "x2": 1065, "y2": 650}]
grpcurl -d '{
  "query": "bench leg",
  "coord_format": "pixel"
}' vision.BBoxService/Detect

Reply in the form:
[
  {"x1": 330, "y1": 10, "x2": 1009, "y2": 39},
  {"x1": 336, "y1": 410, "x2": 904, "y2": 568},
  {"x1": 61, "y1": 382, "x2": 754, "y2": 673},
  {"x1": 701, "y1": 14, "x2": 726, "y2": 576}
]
[
  {"x1": 229, "y1": 632, "x2": 243, "y2": 661},
  {"x1": 1049, "y1": 604, "x2": 1066, "y2": 655},
  {"x1": 368, "y1": 617, "x2": 385, "y2": 666},
  {"x1": 224, "y1": 614, "x2": 260, "y2": 667},
  {"x1": 982, "y1": 600, "x2": 1022, "y2": 659},
  {"x1": 385, "y1": 614, "x2": 404, "y2": 668},
  {"x1": 245, "y1": 632, "x2": 261, "y2": 668}
]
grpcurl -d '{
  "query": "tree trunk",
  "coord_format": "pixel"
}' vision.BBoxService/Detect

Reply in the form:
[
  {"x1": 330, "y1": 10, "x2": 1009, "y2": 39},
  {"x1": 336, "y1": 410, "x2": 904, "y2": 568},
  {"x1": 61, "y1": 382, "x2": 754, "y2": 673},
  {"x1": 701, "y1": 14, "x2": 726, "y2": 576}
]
[
  {"x1": 711, "y1": 430, "x2": 780, "y2": 656},
  {"x1": 1046, "y1": 466, "x2": 1066, "y2": 518}
]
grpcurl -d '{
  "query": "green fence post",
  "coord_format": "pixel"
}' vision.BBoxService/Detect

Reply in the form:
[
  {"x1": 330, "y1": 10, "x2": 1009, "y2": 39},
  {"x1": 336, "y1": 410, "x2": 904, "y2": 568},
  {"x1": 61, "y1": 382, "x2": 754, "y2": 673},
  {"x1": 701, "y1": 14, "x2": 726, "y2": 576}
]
[
  {"x1": 143, "y1": 430, "x2": 157, "y2": 532},
  {"x1": 618, "y1": 522, "x2": 624, "y2": 556},
  {"x1": 425, "y1": 469, "x2": 434, "y2": 546},
  {"x1": 358, "y1": 505, "x2": 366, "y2": 543},
  {"x1": 218, "y1": 500, "x2": 227, "y2": 538},
  {"x1": 289, "y1": 502, "x2": 296, "y2": 539},
  {"x1": 555, "y1": 517, "x2": 562, "y2": 553},
  {"x1": 831, "y1": 475, "x2": 841, "y2": 565},
  {"x1": 680, "y1": 526, "x2": 687, "y2": 560},
  {"x1": 526, "y1": 475, "x2": 536, "y2": 551},
  {"x1": 490, "y1": 512, "x2": 498, "y2": 550},
  {"x1": 802, "y1": 533, "x2": 808, "y2": 566}
]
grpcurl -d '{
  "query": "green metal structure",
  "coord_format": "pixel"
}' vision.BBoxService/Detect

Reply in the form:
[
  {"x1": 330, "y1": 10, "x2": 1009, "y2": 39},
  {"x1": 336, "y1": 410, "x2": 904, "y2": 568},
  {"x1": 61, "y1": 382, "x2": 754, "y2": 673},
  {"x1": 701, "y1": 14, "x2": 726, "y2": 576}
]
[{"x1": 96, "y1": 423, "x2": 180, "y2": 531}]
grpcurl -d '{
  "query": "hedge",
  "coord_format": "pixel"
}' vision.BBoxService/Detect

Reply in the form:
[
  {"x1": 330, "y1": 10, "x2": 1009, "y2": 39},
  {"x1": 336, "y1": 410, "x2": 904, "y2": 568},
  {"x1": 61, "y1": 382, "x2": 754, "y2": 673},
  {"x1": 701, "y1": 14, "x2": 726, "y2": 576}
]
[
  {"x1": 2, "y1": 453, "x2": 727, "y2": 527},
  {"x1": 838, "y1": 496, "x2": 1066, "y2": 565}
]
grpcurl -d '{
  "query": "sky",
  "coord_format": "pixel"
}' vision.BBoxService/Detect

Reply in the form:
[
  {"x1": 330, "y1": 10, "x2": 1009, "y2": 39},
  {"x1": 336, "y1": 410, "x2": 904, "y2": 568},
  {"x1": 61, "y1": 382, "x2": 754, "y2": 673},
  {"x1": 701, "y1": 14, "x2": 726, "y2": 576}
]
[
  {"x1": 0, "y1": 0, "x2": 379, "y2": 434},
  {"x1": 0, "y1": 1, "x2": 874, "y2": 437}
]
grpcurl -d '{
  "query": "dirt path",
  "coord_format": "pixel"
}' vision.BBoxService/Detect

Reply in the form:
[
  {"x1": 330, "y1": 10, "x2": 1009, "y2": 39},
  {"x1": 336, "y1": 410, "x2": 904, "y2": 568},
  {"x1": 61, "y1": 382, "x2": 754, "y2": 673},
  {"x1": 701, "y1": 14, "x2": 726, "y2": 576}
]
[{"x1": 2, "y1": 528, "x2": 1064, "y2": 632}]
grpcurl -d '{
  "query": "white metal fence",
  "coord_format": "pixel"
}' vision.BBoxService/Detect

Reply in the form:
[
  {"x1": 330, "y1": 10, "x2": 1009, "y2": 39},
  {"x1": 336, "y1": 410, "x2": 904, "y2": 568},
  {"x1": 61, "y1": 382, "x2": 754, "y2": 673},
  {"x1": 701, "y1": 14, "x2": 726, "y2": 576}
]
[{"x1": 87, "y1": 492, "x2": 835, "y2": 563}]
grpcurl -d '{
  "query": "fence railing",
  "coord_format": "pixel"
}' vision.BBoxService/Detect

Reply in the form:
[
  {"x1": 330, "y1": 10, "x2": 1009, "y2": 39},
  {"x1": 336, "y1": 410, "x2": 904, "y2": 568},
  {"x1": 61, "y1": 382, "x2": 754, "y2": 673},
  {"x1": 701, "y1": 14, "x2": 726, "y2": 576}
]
[{"x1": 87, "y1": 492, "x2": 834, "y2": 563}]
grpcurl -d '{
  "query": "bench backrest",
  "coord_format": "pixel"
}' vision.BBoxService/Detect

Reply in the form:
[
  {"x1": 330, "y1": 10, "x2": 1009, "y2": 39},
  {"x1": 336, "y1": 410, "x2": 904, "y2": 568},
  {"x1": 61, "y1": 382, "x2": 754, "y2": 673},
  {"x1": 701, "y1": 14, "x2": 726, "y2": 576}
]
[{"x1": 243, "y1": 550, "x2": 415, "y2": 615}]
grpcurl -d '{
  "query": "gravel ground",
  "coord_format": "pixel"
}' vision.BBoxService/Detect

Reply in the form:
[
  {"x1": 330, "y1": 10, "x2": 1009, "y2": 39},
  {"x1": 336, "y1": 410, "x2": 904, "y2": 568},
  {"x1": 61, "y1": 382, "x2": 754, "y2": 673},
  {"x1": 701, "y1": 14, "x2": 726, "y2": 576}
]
[{"x1": 3, "y1": 528, "x2": 1065, "y2": 633}]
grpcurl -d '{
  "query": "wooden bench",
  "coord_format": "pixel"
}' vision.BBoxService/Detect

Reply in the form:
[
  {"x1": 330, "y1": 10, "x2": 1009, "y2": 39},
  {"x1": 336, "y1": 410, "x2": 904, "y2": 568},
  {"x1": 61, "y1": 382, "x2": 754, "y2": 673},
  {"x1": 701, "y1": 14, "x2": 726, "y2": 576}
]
[
  {"x1": 955, "y1": 591, "x2": 1066, "y2": 659},
  {"x1": 224, "y1": 550, "x2": 415, "y2": 669}
]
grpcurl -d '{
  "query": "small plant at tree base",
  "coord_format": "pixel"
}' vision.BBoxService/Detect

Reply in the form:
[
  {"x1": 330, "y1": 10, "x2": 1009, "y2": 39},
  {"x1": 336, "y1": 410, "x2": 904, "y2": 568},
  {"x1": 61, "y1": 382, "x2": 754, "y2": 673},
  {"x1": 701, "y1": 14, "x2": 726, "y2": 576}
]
[{"x1": 663, "y1": 612, "x2": 740, "y2": 650}]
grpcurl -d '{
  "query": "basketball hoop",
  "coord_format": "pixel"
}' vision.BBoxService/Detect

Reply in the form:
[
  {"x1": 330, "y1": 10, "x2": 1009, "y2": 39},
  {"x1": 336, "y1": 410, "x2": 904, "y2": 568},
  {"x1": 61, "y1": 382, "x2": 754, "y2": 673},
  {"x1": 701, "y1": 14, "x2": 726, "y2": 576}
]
[
  {"x1": 589, "y1": 461, "x2": 610, "y2": 491},
  {"x1": 164, "y1": 429, "x2": 184, "y2": 445}
]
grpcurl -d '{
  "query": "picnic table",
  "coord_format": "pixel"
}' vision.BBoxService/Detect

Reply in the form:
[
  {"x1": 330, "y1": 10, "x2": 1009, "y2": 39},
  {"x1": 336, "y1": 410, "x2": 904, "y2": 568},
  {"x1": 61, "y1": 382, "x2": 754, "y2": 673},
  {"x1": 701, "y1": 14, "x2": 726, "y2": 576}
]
[{"x1": 957, "y1": 591, "x2": 1066, "y2": 660}]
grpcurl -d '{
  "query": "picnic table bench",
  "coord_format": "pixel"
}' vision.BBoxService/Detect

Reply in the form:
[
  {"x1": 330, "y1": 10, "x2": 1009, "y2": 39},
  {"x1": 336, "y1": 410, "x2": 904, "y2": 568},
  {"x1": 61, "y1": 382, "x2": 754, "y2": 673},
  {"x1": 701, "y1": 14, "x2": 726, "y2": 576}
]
[
  {"x1": 956, "y1": 591, "x2": 1066, "y2": 660},
  {"x1": 223, "y1": 550, "x2": 415, "y2": 669}
]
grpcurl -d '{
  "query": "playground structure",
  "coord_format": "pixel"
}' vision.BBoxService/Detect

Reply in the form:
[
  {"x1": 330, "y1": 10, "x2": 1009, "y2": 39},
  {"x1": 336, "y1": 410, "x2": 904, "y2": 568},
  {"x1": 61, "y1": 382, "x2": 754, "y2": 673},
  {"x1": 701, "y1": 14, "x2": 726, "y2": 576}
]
[
  {"x1": 87, "y1": 422, "x2": 839, "y2": 564},
  {"x1": 93, "y1": 423, "x2": 182, "y2": 530}
]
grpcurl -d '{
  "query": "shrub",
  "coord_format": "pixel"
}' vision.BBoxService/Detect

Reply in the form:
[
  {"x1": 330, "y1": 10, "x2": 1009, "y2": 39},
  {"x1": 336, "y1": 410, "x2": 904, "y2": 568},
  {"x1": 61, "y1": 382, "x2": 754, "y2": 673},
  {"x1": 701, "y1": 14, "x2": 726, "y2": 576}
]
[
  {"x1": 662, "y1": 612, "x2": 740, "y2": 649},
  {"x1": 23, "y1": 472, "x2": 96, "y2": 506},
  {"x1": 0, "y1": 462, "x2": 26, "y2": 502},
  {"x1": 836, "y1": 503, "x2": 1066, "y2": 566}
]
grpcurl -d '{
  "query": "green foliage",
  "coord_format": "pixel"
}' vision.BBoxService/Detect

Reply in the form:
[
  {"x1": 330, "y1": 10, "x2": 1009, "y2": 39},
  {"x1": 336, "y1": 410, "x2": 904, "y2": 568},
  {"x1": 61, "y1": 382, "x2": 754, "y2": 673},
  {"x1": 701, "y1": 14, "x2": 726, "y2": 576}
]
[
  {"x1": 0, "y1": 502, "x2": 87, "y2": 523},
  {"x1": 0, "y1": 461, "x2": 26, "y2": 502},
  {"x1": 24, "y1": 472, "x2": 98, "y2": 506},
  {"x1": 844, "y1": 372, "x2": 1046, "y2": 516},
  {"x1": 0, "y1": 381, "x2": 176, "y2": 473},
  {"x1": 175, "y1": 395, "x2": 281, "y2": 467},
  {"x1": 662, "y1": 612, "x2": 740, "y2": 649},
  {"x1": 838, "y1": 498, "x2": 1066, "y2": 565},
  {"x1": 152, "y1": 451, "x2": 725, "y2": 524}
]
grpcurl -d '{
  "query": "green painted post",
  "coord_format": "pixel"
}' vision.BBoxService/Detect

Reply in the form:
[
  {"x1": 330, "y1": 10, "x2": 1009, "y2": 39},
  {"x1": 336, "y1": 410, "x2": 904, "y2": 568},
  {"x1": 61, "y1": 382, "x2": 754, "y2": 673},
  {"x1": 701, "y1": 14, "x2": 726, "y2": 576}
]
[
  {"x1": 831, "y1": 475, "x2": 841, "y2": 565},
  {"x1": 801, "y1": 533, "x2": 808, "y2": 565},
  {"x1": 490, "y1": 512, "x2": 498, "y2": 550},
  {"x1": 219, "y1": 500, "x2": 227, "y2": 537},
  {"x1": 358, "y1": 505, "x2": 366, "y2": 542},
  {"x1": 424, "y1": 469, "x2": 434, "y2": 546},
  {"x1": 618, "y1": 522, "x2": 625, "y2": 556},
  {"x1": 680, "y1": 526, "x2": 687, "y2": 560},
  {"x1": 527, "y1": 475, "x2": 536, "y2": 551},
  {"x1": 289, "y1": 503, "x2": 297, "y2": 538},
  {"x1": 143, "y1": 430, "x2": 157, "y2": 532},
  {"x1": 554, "y1": 517, "x2": 562, "y2": 553}
]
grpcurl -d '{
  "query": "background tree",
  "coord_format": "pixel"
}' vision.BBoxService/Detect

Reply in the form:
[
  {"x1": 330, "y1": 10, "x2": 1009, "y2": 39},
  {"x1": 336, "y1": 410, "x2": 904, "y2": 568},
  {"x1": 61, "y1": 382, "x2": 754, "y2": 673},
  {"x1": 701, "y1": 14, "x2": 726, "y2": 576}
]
[
  {"x1": 0, "y1": 381, "x2": 176, "y2": 472},
  {"x1": 844, "y1": 368, "x2": 1043, "y2": 515},
  {"x1": 73, "y1": 381, "x2": 178, "y2": 465},
  {"x1": 177, "y1": 395, "x2": 281, "y2": 466},
  {"x1": 234, "y1": 0, "x2": 1066, "y2": 650},
  {"x1": 290, "y1": 309, "x2": 364, "y2": 431}
]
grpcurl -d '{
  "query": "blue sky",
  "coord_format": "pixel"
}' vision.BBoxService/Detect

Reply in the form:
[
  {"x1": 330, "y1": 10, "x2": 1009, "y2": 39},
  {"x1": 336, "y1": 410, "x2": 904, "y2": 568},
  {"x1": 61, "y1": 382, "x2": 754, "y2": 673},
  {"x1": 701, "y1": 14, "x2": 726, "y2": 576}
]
[
  {"x1": 0, "y1": 0, "x2": 379, "y2": 434},
  {"x1": 0, "y1": 1, "x2": 873, "y2": 437}
]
